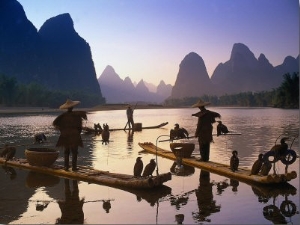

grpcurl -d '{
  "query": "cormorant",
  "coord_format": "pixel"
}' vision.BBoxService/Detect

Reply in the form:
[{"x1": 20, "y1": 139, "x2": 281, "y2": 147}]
[
  {"x1": 133, "y1": 156, "x2": 143, "y2": 177},
  {"x1": 217, "y1": 121, "x2": 229, "y2": 136},
  {"x1": 101, "y1": 123, "x2": 110, "y2": 145},
  {"x1": 142, "y1": 159, "x2": 156, "y2": 177},
  {"x1": 250, "y1": 153, "x2": 264, "y2": 175},
  {"x1": 230, "y1": 150, "x2": 239, "y2": 172},
  {"x1": 0, "y1": 144, "x2": 16, "y2": 164}
]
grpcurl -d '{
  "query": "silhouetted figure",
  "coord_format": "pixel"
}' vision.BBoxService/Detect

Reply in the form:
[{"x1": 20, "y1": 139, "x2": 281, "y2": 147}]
[
  {"x1": 56, "y1": 179, "x2": 84, "y2": 224},
  {"x1": 271, "y1": 137, "x2": 289, "y2": 159},
  {"x1": 0, "y1": 144, "x2": 16, "y2": 164},
  {"x1": 133, "y1": 157, "x2": 143, "y2": 177},
  {"x1": 216, "y1": 121, "x2": 229, "y2": 136},
  {"x1": 192, "y1": 99, "x2": 221, "y2": 162},
  {"x1": 125, "y1": 105, "x2": 134, "y2": 131},
  {"x1": 230, "y1": 150, "x2": 239, "y2": 172},
  {"x1": 142, "y1": 159, "x2": 156, "y2": 177},
  {"x1": 53, "y1": 99, "x2": 87, "y2": 171},
  {"x1": 250, "y1": 154, "x2": 264, "y2": 175},
  {"x1": 170, "y1": 123, "x2": 189, "y2": 141},
  {"x1": 101, "y1": 123, "x2": 110, "y2": 145},
  {"x1": 34, "y1": 133, "x2": 47, "y2": 143}
]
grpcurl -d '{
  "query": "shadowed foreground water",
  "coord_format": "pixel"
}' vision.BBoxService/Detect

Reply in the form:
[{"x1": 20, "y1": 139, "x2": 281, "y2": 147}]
[{"x1": 0, "y1": 107, "x2": 299, "y2": 224}]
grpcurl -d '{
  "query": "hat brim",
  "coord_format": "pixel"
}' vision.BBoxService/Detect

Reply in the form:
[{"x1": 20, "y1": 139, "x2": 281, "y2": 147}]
[
  {"x1": 59, "y1": 101, "x2": 80, "y2": 109},
  {"x1": 192, "y1": 102, "x2": 210, "y2": 108}
]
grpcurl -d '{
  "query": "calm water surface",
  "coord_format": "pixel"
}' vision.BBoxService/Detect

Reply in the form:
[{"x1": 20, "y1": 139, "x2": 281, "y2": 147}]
[{"x1": 0, "y1": 107, "x2": 299, "y2": 224}]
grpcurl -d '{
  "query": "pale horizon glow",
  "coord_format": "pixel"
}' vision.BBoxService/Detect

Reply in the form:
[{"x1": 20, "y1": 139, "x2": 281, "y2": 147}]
[{"x1": 17, "y1": 0, "x2": 299, "y2": 86}]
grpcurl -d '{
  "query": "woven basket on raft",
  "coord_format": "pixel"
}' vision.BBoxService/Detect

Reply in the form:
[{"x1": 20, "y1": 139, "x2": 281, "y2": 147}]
[
  {"x1": 25, "y1": 148, "x2": 59, "y2": 167},
  {"x1": 170, "y1": 143, "x2": 195, "y2": 158}
]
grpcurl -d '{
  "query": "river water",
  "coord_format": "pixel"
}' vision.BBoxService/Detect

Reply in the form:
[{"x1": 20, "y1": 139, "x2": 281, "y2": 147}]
[{"x1": 0, "y1": 107, "x2": 299, "y2": 224}]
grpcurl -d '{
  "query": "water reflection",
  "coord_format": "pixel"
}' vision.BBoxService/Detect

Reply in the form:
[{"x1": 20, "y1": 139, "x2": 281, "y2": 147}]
[
  {"x1": 252, "y1": 183, "x2": 298, "y2": 224},
  {"x1": 56, "y1": 179, "x2": 85, "y2": 224},
  {"x1": 1, "y1": 165, "x2": 17, "y2": 180},
  {"x1": 127, "y1": 130, "x2": 134, "y2": 150},
  {"x1": 26, "y1": 171, "x2": 60, "y2": 188},
  {"x1": 193, "y1": 170, "x2": 221, "y2": 222},
  {"x1": 170, "y1": 162, "x2": 195, "y2": 177}
]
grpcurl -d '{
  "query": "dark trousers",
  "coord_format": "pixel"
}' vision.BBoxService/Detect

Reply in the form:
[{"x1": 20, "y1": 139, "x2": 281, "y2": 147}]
[
  {"x1": 199, "y1": 142, "x2": 210, "y2": 162},
  {"x1": 128, "y1": 118, "x2": 134, "y2": 130},
  {"x1": 64, "y1": 147, "x2": 78, "y2": 170}
]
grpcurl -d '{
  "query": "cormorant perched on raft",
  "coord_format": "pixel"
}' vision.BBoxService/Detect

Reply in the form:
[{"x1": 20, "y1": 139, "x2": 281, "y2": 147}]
[
  {"x1": 101, "y1": 124, "x2": 110, "y2": 145},
  {"x1": 230, "y1": 150, "x2": 239, "y2": 172},
  {"x1": 271, "y1": 137, "x2": 289, "y2": 158},
  {"x1": 142, "y1": 159, "x2": 156, "y2": 177},
  {"x1": 250, "y1": 153, "x2": 264, "y2": 175},
  {"x1": 0, "y1": 144, "x2": 16, "y2": 164},
  {"x1": 260, "y1": 160, "x2": 272, "y2": 176},
  {"x1": 133, "y1": 157, "x2": 143, "y2": 177},
  {"x1": 34, "y1": 133, "x2": 47, "y2": 143},
  {"x1": 217, "y1": 121, "x2": 229, "y2": 136}
]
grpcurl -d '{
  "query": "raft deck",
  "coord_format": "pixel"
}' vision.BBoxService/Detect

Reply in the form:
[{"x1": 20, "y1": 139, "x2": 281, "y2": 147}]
[
  {"x1": 0, "y1": 158, "x2": 171, "y2": 189},
  {"x1": 138, "y1": 142, "x2": 297, "y2": 185}
]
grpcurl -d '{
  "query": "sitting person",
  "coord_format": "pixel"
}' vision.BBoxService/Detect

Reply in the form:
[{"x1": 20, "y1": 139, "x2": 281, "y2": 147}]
[{"x1": 170, "y1": 123, "x2": 189, "y2": 141}]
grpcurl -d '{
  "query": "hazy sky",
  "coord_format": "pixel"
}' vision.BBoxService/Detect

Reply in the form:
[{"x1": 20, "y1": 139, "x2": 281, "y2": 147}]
[{"x1": 18, "y1": 0, "x2": 299, "y2": 86}]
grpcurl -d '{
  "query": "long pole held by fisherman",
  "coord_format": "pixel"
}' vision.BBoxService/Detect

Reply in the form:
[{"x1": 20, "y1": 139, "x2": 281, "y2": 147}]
[{"x1": 124, "y1": 102, "x2": 138, "y2": 130}]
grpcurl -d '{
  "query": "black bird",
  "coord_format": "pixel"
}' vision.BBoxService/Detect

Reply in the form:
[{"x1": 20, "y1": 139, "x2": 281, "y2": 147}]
[
  {"x1": 142, "y1": 159, "x2": 156, "y2": 177},
  {"x1": 260, "y1": 160, "x2": 272, "y2": 176},
  {"x1": 230, "y1": 150, "x2": 239, "y2": 172},
  {"x1": 34, "y1": 133, "x2": 47, "y2": 143},
  {"x1": 101, "y1": 123, "x2": 110, "y2": 145},
  {"x1": 133, "y1": 157, "x2": 143, "y2": 177},
  {"x1": 0, "y1": 144, "x2": 16, "y2": 164},
  {"x1": 217, "y1": 121, "x2": 229, "y2": 136},
  {"x1": 271, "y1": 137, "x2": 289, "y2": 157},
  {"x1": 250, "y1": 153, "x2": 264, "y2": 175}
]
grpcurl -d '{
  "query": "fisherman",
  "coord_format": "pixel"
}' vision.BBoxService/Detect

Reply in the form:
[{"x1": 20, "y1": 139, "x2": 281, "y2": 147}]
[
  {"x1": 192, "y1": 99, "x2": 221, "y2": 162},
  {"x1": 126, "y1": 104, "x2": 134, "y2": 131},
  {"x1": 170, "y1": 123, "x2": 189, "y2": 141},
  {"x1": 52, "y1": 99, "x2": 87, "y2": 171}
]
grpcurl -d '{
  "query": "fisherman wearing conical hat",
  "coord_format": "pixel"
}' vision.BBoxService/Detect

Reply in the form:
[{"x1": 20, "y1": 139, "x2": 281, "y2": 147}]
[
  {"x1": 53, "y1": 99, "x2": 87, "y2": 171},
  {"x1": 192, "y1": 99, "x2": 221, "y2": 162}
]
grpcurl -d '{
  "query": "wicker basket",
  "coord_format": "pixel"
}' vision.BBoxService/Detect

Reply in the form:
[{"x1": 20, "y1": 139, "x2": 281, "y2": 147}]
[
  {"x1": 170, "y1": 143, "x2": 195, "y2": 158},
  {"x1": 25, "y1": 148, "x2": 59, "y2": 167}
]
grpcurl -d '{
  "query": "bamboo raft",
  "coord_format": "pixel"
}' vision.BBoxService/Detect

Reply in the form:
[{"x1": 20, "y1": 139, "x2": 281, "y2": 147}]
[
  {"x1": 138, "y1": 142, "x2": 297, "y2": 185},
  {"x1": 83, "y1": 122, "x2": 168, "y2": 134},
  {"x1": 0, "y1": 157, "x2": 172, "y2": 189}
]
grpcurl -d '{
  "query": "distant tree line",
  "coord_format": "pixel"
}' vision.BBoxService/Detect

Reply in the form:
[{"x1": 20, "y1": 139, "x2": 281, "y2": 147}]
[
  {"x1": 164, "y1": 72, "x2": 299, "y2": 109},
  {"x1": 1, "y1": 72, "x2": 298, "y2": 109},
  {"x1": 0, "y1": 74, "x2": 106, "y2": 108}
]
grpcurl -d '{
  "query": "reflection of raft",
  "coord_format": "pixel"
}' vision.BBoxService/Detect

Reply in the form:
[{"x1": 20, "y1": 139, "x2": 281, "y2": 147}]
[
  {"x1": 0, "y1": 158, "x2": 171, "y2": 189},
  {"x1": 138, "y1": 142, "x2": 297, "y2": 185}
]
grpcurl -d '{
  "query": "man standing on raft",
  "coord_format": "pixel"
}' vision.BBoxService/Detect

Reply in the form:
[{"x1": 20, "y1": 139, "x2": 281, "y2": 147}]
[
  {"x1": 192, "y1": 99, "x2": 221, "y2": 162},
  {"x1": 53, "y1": 99, "x2": 87, "y2": 171}
]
